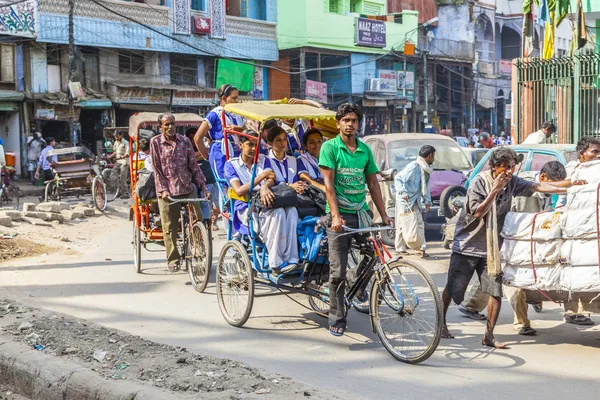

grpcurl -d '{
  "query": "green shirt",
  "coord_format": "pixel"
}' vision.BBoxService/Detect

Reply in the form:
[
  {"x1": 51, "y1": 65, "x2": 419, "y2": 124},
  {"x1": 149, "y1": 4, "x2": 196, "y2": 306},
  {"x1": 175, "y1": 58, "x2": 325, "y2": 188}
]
[{"x1": 319, "y1": 135, "x2": 379, "y2": 214}]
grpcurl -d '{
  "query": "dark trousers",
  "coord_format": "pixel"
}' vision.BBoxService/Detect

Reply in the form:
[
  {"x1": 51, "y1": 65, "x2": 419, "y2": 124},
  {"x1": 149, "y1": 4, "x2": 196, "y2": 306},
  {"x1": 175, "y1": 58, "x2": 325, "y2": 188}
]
[
  {"x1": 43, "y1": 169, "x2": 54, "y2": 181},
  {"x1": 326, "y1": 212, "x2": 361, "y2": 330}
]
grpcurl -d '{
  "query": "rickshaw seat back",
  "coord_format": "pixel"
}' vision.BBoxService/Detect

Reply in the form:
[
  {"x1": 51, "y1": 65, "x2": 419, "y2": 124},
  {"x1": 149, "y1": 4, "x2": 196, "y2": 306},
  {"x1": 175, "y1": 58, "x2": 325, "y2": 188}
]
[
  {"x1": 53, "y1": 159, "x2": 92, "y2": 175},
  {"x1": 228, "y1": 188, "x2": 248, "y2": 202}
]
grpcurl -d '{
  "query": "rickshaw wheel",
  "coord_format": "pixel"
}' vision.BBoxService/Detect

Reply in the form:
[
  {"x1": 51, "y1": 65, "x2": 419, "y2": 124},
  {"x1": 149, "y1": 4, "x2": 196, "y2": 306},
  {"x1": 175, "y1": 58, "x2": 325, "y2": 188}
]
[
  {"x1": 92, "y1": 176, "x2": 107, "y2": 211},
  {"x1": 188, "y1": 220, "x2": 212, "y2": 293},
  {"x1": 216, "y1": 240, "x2": 254, "y2": 327},
  {"x1": 44, "y1": 181, "x2": 59, "y2": 202},
  {"x1": 132, "y1": 220, "x2": 141, "y2": 273},
  {"x1": 307, "y1": 289, "x2": 329, "y2": 318}
]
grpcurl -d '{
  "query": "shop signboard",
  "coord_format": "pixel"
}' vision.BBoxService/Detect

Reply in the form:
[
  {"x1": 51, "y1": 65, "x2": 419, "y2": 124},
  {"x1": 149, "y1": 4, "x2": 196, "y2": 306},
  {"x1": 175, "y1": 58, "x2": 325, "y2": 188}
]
[
  {"x1": 395, "y1": 63, "x2": 416, "y2": 101},
  {"x1": 192, "y1": 16, "x2": 211, "y2": 35},
  {"x1": 305, "y1": 80, "x2": 328, "y2": 104},
  {"x1": 112, "y1": 87, "x2": 171, "y2": 105},
  {"x1": 355, "y1": 18, "x2": 386, "y2": 48},
  {"x1": 172, "y1": 90, "x2": 216, "y2": 106},
  {"x1": 34, "y1": 104, "x2": 79, "y2": 121},
  {"x1": 500, "y1": 60, "x2": 512, "y2": 75}
]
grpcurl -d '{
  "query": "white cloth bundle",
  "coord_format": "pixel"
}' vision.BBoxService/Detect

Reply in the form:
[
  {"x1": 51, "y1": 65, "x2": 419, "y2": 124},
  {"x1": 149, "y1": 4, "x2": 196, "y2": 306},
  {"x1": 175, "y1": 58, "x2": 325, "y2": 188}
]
[
  {"x1": 569, "y1": 160, "x2": 600, "y2": 185},
  {"x1": 502, "y1": 264, "x2": 562, "y2": 291},
  {"x1": 501, "y1": 211, "x2": 563, "y2": 241},
  {"x1": 501, "y1": 238, "x2": 562, "y2": 266},
  {"x1": 560, "y1": 239, "x2": 600, "y2": 266}
]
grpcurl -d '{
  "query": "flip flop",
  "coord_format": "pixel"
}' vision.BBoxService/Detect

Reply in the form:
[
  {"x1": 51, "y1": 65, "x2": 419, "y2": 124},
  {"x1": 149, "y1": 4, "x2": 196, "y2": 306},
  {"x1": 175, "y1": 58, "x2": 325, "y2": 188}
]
[
  {"x1": 458, "y1": 306, "x2": 487, "y2": 321},
  {"x1": 329, "y1": 326, "x2": 345, "y2": 337},
  {"x1": 482, "y1": 338, "x2": 508, "y2": 349},
  {"x1": 518, "y1": 326, "x2": 537, "y2": 336},
  {"x1": 565, "y1": 314, "x2": 594, "y2": 326}
]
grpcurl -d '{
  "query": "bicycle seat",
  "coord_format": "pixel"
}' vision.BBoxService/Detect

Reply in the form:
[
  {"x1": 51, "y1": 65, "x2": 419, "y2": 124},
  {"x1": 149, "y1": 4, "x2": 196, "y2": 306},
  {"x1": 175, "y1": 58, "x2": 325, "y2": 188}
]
[{"x1": 316, "y1": 216, "x2": 328, "y2": 228}]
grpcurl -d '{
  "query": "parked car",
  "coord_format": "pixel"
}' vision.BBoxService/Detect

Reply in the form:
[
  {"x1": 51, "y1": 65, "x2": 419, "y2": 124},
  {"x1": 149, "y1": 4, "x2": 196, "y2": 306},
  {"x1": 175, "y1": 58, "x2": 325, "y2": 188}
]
[
  {"x1": 461, "y1": 148, "x2": 489, "y2": 171},
  {"x1": 363, "y1": 133, "x2": 473, "y2": 246},
  {"x1": 454, "y1": 136, "x2": 470, "y2": 148}
]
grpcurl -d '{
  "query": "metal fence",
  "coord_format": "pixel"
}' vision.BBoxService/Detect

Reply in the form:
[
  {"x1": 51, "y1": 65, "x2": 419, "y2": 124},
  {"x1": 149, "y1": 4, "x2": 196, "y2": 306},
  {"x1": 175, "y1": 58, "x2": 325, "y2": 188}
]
[{"x1": 515, "y1": 53, "x2": 600, "y2": 144}]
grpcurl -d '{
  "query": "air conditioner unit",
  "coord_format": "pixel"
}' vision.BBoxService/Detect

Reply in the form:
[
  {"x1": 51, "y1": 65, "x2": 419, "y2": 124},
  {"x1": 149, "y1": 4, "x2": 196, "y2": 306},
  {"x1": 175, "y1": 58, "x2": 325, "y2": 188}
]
[{"x1": 365, "y1": 78, "x2": 380, "y2": 92}]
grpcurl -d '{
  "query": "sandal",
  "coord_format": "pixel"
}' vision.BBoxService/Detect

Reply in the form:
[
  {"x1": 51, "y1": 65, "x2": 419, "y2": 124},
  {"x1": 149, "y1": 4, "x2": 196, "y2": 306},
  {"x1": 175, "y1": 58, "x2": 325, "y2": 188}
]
[
  {"x1": 458, "y1": 306, "x2": 487, "y2": 321},
  {"x1": 329, "y1": 326, "x2": 345, "y2": 337},
  {"x1": 565, "y1": 314, "x2": 594, "y2": 326},
  {"x1": 168, "y1": 264, "x2": 180, "y2": 272},
  {"x1": 482, "y1": 337, "x2": 508, "y2": 349},
  {"x1": 518, "y1": 326, "x2": 537, "y2": 336},
  {"x1": 419, "y1": 251, "x2": 429, "y2": 259}
]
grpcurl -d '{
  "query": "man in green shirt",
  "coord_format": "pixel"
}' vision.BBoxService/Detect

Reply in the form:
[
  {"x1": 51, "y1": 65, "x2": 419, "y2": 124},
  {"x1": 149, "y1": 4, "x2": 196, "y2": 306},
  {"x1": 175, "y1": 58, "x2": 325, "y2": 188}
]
[{"x1": 319, "y1": 103, "x2": 392, "y2": 337}]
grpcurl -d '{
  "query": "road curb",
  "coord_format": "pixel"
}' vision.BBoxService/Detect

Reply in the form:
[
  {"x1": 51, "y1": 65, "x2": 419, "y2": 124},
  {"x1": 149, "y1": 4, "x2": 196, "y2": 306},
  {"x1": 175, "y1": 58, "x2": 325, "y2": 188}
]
[{"x1": 0, "y1": 335, "x2": 192, "y2": 400}]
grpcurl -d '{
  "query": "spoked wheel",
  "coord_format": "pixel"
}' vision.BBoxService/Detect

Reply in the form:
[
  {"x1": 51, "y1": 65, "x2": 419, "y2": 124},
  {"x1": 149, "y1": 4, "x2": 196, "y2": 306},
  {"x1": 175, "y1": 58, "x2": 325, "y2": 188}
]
[
  {"x1": 44, "y1": 181, "x2": 59, "y2": 202},
  {"x1": 370, "y1": 259, "x2": 442, "y2": 364},
  {"x1": 379, "y1": 226, "x2": 396, "y2": 248},
  {"x1": 307, "y1": 284, "x2": 329, "y2": 317},
  {"x1": 188, "y1": 221, "x2": 212, "y2": 293},
  {"x1": 1, "y1": 185, "x2": 20, "y2": 210},
  {"x1": 348, "y1": 245, "x2": 371, "y2": 314},
  {"x1": 102, "y1": 169, "x2": 120, "y2": 202},
  {"x1": 132, "y1": 221, "x2": 141, "y2": 273},
  {"x1": 216, "y1": 240, "x2": 254, "y2": 327},
  {"x1": 92, "y1": 177, "x2": 107, "y2": 211}
]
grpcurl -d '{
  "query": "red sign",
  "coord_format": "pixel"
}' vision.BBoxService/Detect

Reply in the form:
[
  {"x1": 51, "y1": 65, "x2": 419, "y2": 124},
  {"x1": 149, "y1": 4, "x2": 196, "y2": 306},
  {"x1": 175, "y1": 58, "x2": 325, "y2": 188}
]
[
  {"x1": 193, "y1": 16, "x2": 211, "y2": 35},
  {"x1": 305, "y1": 80, "x2": 328, "y2": 104},
  {"x1": 500, "y1": 60, "x2": 512, "y2": 75}
]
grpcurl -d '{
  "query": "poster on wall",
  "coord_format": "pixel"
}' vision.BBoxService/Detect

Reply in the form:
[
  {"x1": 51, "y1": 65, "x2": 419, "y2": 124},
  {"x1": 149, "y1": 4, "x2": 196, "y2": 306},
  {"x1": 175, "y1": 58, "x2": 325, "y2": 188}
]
[
  {"x1": 395, "y1": 63, "x2": 416, "y2": 101},
  {"x1": 252, "y1": 66, "x2": 264, "y2": 100},
  {"x1": 305, "y1": 80, "x2": 328, "y2": 104}
]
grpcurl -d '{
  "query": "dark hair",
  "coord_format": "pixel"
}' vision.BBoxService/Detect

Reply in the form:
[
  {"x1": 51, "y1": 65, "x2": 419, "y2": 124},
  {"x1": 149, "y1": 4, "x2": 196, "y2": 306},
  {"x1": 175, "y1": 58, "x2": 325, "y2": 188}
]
[
  {"x1": 576, "y1": 136, "x2": 600, "y2": 154},
  {"x1": 218, "y1": 84, "x2": 238, "y2": 99},
  {"x1": 501, "y1": 134, "x2": 507, "y2": 138},
  {"x1": 419, "y1": 145, "x2": 435, "y2": 158},
  {"x1": 489, "y1": 147, "x2": 518, "y2": 168},
  {"x1": 239, "y1": 130, "x2": 258, "y2": 143},
  {"x1": 262, "y1": 119, "x2": 278, "y2": 132},
  {"x1": 542, "y1": 121, "x2": 556, "y2": 132},
  {"x1": 540, "y1": 161, "x2": 566, "y2": 181},
  {"x1": 468, "y1": 140, "x2": 475, "y2": 146},
  {"x1": 45, "y1": 136, "x2": 55, "y2": 144},
  {"x1": 302, "y1": 128, "x2": 323, "y2": 148},
  {"x1": 139, "y1": 138, "x2": 150, "y2": 152},
  {"x1": 158, "y1": 113, "x2": 175, "y2": 125},
  {"x1": 267, "y1": 126, "x2": 286, "y2": 143},
  {"x1": 114, "y1": 130, "x2": 123, "y2": 137},
  {"x1": 335, "y1": 102, "x2": 363, "y2": 122}
]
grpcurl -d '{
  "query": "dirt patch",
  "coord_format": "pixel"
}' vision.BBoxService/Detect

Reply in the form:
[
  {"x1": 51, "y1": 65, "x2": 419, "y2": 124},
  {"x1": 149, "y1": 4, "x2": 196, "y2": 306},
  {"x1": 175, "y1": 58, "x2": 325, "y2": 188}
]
[
  {"x1": 0, "y1": 239, "x2": 54, "y2": 262},
  {"x1": 0, "y1": 299, "x2": 351, "y2": 400}
]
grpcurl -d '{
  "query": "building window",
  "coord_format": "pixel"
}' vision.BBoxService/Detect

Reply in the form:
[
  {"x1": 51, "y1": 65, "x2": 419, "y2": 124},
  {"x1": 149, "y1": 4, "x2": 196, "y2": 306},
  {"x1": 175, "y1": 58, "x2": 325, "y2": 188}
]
[
  {"x1": 227, "y1": 0, "x2": 248, "y2": 17},
  {"x1": 171, "y1": 54, "x2": 198, "y2": 86},
  {"x1": 0, "y1": 45, "x2": 14, "y2": 83},
  {"x1": 47, "y1": 45, "x2": 61, "y2": 93},
  {"x1": 363, "y1": 1, "x2": 383, "y2": 15},
  {"x1": 191, "y1": 0, "x2": 205, "y2": 11},
  {"x1": 328, "y1": 0, "x2": 343, "y2": 14},
  {"x1": 119, "y1": 51, "x2": 145, "y2": 75},
  {"x1": 82, "y1": 49, "x2": 100, "y2": 91},
  {"x1": 350, "y1": 0, "x2": 360, "y2": 13},
  {"x1": 376, "y1": 59, "x2": 394, "y2": 71}
]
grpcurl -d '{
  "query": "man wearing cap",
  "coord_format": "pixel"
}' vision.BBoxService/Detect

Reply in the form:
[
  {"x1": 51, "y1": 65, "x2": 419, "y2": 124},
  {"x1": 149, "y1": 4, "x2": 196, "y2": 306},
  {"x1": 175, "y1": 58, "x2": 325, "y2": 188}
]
[{"x1": 35, "y1": 137, "x2": 57, "y2": 181}]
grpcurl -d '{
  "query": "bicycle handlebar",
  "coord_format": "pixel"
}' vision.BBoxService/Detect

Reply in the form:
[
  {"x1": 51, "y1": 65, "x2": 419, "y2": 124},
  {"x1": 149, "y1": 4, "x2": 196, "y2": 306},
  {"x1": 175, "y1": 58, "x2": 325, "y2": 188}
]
[
  {"x1": 342, "y1": 225, "x2": 394, "y2": 234},
  {"x1": 167, "y1": 197, "x2": 211, "y2": 205}
]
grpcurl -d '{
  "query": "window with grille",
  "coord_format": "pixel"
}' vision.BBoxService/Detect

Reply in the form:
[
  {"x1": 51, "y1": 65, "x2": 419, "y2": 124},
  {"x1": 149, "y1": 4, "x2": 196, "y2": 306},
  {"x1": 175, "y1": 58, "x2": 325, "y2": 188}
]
[
  {"x1": 171, "y1": 54, "x2": 198, "y2": 86},
  {"x1": 83, "y1": 49, "x2": 100, "y2": 91},
  {"x1": 191, "y1": 0, "x2": 205, "y2": 11},
  {"x1": 119, "y1": 51, "x2": 145, "y2": 75},
  {"x1": 350, "y1": 0, "x2": 360, "y2": 12},
  {"x1": 329, "y1": 0, "x2": 342, "y2": 14},
  {"x1": 363, "y1": 1, "x2": 382, "y2": 15},
  {"x1": 0, "y1": 45, "x2": 14, "y2": 83}
]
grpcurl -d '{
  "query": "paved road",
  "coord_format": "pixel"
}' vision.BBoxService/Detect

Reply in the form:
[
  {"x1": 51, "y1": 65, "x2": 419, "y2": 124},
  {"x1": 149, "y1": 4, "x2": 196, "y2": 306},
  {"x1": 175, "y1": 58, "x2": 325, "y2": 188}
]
[{"x1": 2, "y1": 217, "x2": 600, "y2": 399}]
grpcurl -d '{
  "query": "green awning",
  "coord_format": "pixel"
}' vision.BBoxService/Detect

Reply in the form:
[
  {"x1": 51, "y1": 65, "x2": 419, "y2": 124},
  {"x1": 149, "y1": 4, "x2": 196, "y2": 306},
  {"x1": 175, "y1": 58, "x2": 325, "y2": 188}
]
[
  {"x1": 78, "y1": 99, "x2": 113, "y2": 109},
  {"x1": 0, "y1": 91, "x2": 24, "y2": 102},
  {"x1": 0, "y1": 102, "x2": 19, "y2": 111}
]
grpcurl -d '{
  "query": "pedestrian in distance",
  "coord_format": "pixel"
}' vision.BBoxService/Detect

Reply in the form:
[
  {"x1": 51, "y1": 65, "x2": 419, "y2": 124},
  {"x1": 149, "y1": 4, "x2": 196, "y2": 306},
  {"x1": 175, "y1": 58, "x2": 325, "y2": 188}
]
[
  {"x1": 441, "y1": 147, "x2": 571, "y2": 348},
  {"x1": 319, "y1": 102, "x2": 392, "y2": 337},
  {"x1": 522, "y1": 121, "x2": 555, "y2": 144},
  {"x1": 150, "y1": 113, "x2": 207, "y2": 272},
  {"x1": 35, "y1": 137, "x2": 57, "y2": 182},
  {"x1": 479, "y1": 133, "x2": 495, "y2": 149},
  {"x1": 394, "y1": 145, "x2": 435, "y2": 258},
  {"x1": 109, "y1": 131, "x2": 130, "y2": 199},
  {"x1": 27, "y1": 132, "x2": 45, "y2": 184}
]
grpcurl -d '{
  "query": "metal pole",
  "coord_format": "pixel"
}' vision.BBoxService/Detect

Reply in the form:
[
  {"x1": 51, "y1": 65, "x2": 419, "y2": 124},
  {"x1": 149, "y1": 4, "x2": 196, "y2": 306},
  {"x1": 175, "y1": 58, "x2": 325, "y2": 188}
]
[
  {"x1": 423, "y1": 51, "x2": 428, "y2": 126},
  {"x1": 68, "y1": 0, "x2": 75, "y2": 143}
]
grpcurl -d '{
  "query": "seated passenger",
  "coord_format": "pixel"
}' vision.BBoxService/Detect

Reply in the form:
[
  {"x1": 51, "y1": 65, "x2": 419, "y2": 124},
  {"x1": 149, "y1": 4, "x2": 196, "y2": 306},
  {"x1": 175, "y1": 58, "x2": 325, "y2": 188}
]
[
  {"x1": 297, "y1": 128, "x2": 325, "y2": 192},
  {"x1": 225, "y1": 131, "x2": 301, "y2": 275},
  {"x1": 138, "y1": 138, "x2": 152, "y2": 172},
  {"x1": 267, "y1": 126, "x2": 306, "y2": 195}
]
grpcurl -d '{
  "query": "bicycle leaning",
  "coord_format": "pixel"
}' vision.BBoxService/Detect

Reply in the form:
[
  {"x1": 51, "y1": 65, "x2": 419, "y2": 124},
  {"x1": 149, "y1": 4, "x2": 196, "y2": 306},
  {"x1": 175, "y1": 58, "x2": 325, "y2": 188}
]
[{"x1": 0, "y1": 167, "x2": 19, "y2": 210}]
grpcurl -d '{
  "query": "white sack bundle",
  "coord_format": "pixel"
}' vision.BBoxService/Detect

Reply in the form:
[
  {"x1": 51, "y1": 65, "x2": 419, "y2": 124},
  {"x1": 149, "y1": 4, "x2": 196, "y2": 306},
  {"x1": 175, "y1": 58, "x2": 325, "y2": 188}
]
[
  {"x1": 502, "y1": 264, "x2": 562, "y2": 291},
  {"x1": 501, "y1": 238, "x2": 562, "y2": 266},
  {"x1": 501, "y1": 211, "x2": 563, "y2": 241}
]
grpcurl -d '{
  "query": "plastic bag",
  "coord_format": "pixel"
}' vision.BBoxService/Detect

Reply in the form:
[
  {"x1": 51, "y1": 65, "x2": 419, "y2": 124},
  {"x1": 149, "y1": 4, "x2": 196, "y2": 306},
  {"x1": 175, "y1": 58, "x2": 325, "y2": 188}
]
[{"x1": 396, "y1": 204, "x2": 424, "y2": 250}]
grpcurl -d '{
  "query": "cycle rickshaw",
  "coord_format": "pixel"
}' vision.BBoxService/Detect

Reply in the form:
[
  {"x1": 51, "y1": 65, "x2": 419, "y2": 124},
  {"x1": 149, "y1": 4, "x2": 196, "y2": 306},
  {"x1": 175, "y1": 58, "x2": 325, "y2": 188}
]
[
  {"x1": 214, "y1": 101, "x2": 443, "y2": 364},
  {"x1": 43, "y1": 146, "x2": 107, "y2": 211},
  {"x1": 129, "y1": 113, "x2": 213, "y2": 293}
]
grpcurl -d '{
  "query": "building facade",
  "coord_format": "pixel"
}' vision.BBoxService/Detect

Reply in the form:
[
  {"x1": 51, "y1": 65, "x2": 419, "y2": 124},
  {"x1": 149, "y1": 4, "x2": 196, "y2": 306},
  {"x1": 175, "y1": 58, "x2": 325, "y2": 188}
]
[
  {"x1": 3, "y1": 0, "x2": 278, "y2": 173},
  {"x1": 276, "y1": 0, "x2": 419, "y2": 134}
]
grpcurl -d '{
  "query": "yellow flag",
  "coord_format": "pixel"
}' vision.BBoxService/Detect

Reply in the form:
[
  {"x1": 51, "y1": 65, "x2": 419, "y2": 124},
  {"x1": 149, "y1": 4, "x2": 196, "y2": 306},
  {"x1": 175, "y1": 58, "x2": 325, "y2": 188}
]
[{"x1": 543, "y1": 12, "x2": 555, "y2": 59}]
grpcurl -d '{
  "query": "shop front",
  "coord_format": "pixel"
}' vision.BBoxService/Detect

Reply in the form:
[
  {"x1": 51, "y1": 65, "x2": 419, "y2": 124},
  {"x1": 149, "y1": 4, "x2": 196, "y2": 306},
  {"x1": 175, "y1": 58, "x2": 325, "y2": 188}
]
[
  {"x1": 33, "y1": 101, "x2": 80, "y2": 146},
  {"x1": 0, "y1": 91, "x2": 24, "y2": 174},
  {"x1": 110, "y1": 85, "x2": 171, "y2": 127},
  {"x1": 171, "y1": 88, "x2": 216, "y2": 117}
]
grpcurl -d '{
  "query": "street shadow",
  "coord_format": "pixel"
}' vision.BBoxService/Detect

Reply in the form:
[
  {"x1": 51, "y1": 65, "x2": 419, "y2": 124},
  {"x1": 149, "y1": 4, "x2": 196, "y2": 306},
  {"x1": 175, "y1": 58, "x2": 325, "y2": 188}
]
[{"x1": 3, "y1": 258, "x2": 166, "y2": 272}]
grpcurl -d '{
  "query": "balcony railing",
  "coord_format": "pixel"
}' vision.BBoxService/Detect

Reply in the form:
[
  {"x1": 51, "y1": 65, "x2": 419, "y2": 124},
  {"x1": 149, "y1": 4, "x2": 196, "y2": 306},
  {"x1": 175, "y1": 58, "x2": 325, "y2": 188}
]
[{"x1": 419, "y1": 36, "x2": 475, "y2": 60}]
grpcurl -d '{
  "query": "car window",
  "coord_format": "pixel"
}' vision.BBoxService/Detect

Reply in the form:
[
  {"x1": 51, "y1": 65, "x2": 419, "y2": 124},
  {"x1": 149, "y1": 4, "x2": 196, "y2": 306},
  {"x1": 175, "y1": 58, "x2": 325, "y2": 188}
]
[
  {"x1": 388, "y1": 138, "x2": 472, "y2": 172},
  {"x1": 530, "y1": 152, "x2": 559, "y2": 171},
  {"x1": 473, "y1": 151, "x2": 486, "y2": 166},
  {"x1": 365, "y1": 139, "x2": 386, "y2": 171}
]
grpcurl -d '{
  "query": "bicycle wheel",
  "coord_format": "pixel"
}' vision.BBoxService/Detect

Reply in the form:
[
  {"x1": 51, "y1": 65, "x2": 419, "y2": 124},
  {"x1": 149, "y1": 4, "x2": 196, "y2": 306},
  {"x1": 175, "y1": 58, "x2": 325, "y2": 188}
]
[
  {"x1": 307, "y1": 284, "x2": 329, "y2": 317},
  {"x1": 188, "y1": 220, "x2": 212, "y2": 293},
  {"x1": 370, "y1": 259, "x2": 442, "y2": 364},
  {"x1": 348, "y1": 246, "x2": 370, "y2": 314},
  {"x1": 102, "y1": 169, "x2": 120, "y2": 202},
  {"x1": 92, "y1": 176, "x2": 107, "y2": 211},
  {"x1": 132, "y1": 221, "x2": 141, "y2": 273},
  {"x1": 5, "y1": 185, "x2": 20, "y2": 210},
  {"x1": 216, "y1": 240, "x2": 254, "y2": 327}
]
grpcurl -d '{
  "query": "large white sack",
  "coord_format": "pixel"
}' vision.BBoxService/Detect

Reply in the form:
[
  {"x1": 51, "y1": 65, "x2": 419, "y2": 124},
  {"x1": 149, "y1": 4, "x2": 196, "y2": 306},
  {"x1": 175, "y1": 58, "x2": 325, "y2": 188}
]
[
  {"x1": 501, "y1": 238, "x2": 561, "y2": 266},
  {"x1": 559, "y1": 265, "x2": 600, "y2": 292},
  {"x1": 559, "y1": 239, "x2": 600, "y2": 266},
  {"x1": 561, "y1": 206, "x2": 597, "y2": 239},
  {"x1": 502, "y1": 264, "x2": 562, "y2": 291},
  {"x1": 501, "y1": 211, "x2": 563, "y2": 241}
]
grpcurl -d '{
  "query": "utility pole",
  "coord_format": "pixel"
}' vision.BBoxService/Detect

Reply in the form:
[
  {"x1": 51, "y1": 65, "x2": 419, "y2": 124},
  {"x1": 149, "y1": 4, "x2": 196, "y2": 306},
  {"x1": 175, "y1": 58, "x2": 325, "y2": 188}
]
[
  {"x1": 68, "y1": 0, "x2": 75, "y2": 144},
  {"x1": 423, "y1": 50, "x2": 428, "y2": 127}
]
